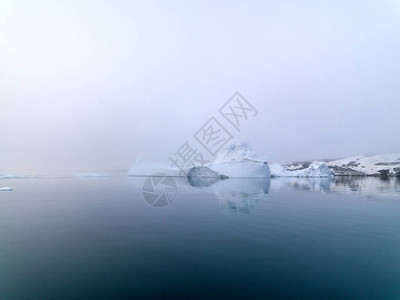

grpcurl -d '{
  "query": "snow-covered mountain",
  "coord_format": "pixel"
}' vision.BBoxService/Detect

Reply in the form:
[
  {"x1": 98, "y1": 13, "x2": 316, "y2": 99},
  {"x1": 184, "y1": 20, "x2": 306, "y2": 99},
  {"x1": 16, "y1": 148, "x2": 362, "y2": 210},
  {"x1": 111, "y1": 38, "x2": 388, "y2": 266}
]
[
  {"x1": 284, "y1": 153, "x2": 400, "y2": 176},
  {"x1": 327, "y1": 154, "x2": 400, "y2": 176}
]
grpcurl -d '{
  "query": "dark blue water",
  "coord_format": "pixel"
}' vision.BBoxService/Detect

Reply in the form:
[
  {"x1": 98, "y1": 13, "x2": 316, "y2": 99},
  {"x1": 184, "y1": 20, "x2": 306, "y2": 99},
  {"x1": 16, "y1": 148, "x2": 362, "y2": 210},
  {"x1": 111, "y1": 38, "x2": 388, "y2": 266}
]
[{"x1": 0, "y1": 176, "x2": 399, "y2": 299}]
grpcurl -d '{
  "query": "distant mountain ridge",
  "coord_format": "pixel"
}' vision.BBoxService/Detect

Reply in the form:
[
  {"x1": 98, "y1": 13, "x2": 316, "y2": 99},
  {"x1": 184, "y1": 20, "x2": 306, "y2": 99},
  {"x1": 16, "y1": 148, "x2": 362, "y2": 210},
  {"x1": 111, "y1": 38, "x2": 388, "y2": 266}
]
[{"x1": 284, "y1": 154, "x2": 400, "y2": 176}]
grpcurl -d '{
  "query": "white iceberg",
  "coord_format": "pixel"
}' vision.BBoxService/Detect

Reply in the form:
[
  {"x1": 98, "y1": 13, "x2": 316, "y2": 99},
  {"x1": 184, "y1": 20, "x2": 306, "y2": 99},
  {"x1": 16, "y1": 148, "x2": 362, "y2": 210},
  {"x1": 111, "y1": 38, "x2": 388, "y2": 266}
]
[
  {"x1": 208, "y1": 143, "x2": 271, "y2": 178},
  {"x1": 0, "y1": 187, "x2": 13, "y2": 191},
  {"x1": 270, "y1": 161, "x2": 334, "y2": 177},
  {"x1": 127, "y1": 143, "x2": 271, "y2": 178}
]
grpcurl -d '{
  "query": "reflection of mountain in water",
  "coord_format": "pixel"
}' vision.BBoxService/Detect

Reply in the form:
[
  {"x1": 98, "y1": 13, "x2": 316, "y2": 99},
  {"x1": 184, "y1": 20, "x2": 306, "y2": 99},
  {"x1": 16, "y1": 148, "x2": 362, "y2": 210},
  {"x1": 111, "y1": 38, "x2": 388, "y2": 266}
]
[
  {"x1": 330, "y1": 177, "x2": 400, "y2": 198},
  {"x1": 271, "y1": 177, "x2": 400, "y2": 199}
]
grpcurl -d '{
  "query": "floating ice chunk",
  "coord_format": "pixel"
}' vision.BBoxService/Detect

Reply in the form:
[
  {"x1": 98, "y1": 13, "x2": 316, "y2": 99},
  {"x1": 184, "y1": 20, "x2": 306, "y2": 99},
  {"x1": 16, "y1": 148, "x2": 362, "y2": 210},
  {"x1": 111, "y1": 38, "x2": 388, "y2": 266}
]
[
  {"x1": 0, "y1": 175, "x2": 16, "y2": 179},
  {"x1": 76, "y1": 173, "x2": 110, "y2": 178},
  {"x1": 0, "y1": 187, "x2": 13, "y2": 191},
  {"x1": 0, "y1": 175, "x2": 33, "y2": 179}
]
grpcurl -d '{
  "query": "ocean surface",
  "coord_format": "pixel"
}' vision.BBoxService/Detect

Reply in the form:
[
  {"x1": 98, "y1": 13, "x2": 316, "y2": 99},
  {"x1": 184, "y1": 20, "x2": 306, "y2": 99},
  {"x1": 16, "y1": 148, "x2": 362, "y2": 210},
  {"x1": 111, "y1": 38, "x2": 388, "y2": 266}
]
[{"x1": 0, "y1": 176, "x2": 399, "y2": 299}]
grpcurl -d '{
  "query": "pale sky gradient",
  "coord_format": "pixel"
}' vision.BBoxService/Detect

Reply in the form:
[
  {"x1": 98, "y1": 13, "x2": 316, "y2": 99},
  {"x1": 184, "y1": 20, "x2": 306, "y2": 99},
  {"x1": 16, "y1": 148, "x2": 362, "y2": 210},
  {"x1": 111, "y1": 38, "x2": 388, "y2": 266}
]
[{"x1": 1, "y1": 0, "x2": 400, "y2": 174}]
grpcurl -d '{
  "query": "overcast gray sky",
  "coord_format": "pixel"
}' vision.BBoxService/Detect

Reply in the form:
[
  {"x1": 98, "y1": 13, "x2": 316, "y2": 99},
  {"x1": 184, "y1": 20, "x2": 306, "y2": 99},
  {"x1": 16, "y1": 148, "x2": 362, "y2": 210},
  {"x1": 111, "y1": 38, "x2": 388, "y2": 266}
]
[{"x1": 1, "y1": 0, "x2": 400, "y2": 174}]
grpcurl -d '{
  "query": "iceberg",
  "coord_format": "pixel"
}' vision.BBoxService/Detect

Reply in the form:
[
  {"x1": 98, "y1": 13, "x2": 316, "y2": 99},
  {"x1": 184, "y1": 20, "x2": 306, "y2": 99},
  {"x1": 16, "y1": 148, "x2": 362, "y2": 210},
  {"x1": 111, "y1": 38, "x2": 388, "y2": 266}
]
[
  {"x1": 270, "y1": 161, "x2": 334, "y2": 177},
  {"x1": 127, "y1": 144, "x2": 271, "y2": 178},
  {"x1": 0, "y1": 187, "x2": 13, "y2": 191},
  {"x1": 208, "y1": 143, "x2": 271, "y2": 178}
]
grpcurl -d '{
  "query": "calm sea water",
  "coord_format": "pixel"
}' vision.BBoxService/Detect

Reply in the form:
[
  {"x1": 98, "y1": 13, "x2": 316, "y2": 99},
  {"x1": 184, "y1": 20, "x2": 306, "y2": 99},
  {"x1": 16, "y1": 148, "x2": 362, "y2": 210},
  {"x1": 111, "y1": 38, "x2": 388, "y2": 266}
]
[{"x1": 0, "y1": 176, "x2": 399, "y2": 299}]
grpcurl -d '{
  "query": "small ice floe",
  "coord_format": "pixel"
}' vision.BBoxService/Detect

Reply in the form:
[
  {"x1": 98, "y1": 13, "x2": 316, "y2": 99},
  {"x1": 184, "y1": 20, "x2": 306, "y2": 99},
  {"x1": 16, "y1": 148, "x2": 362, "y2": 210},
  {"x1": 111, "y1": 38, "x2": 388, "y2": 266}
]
[
  {"x1": 0, "y1": 175, "x2": 29, "y2": 179},
  {"x1": 0, "y1": 187, "x2": 13, "y2": 191},
  {"x1": 75, "y1": 173, "x2": 110, "y2": 178}
]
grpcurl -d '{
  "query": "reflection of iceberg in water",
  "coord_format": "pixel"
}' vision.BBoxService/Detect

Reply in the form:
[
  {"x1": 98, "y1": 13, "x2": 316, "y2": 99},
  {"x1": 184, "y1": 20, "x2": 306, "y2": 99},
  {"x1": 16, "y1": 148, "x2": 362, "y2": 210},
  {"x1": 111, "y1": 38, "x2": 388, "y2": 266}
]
[
  {"x1": 271, "y1": 177, "x2": 334, "y2": 192},
  {"x1": 271, "y1": 177, "x2": 400, "y2": 200},
  {"x1": 210, "y1": 178, "x2": 271, "y2": 214},
  {"x1": 127, "y1": 175, "x2": 271, "y2": 214},
  {"x1": 188, "y1": 177, "x2": 226, "y2": 187}
]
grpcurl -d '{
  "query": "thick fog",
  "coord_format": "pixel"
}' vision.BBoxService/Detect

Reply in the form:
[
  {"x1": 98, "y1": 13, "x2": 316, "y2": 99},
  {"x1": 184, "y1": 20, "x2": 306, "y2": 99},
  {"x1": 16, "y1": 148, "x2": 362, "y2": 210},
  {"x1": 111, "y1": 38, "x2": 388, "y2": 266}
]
[{"x1": 1, "y1": 0, "x2": 399, "y2": 174}]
